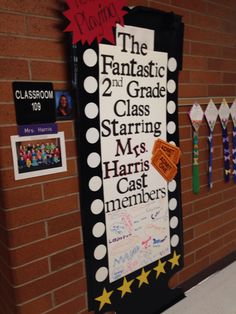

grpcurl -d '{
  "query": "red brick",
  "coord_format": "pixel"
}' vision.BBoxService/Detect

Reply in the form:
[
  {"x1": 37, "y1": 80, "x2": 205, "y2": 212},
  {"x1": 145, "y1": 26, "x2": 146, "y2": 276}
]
[
  {"x1": 208, "y1": 85, "x2": 236, "y2": 97},
  {"x1": 47, "y1": 212, "x2": 81, "y2": 236},
  {"x1": 57, "y1": 121, "x2": 75, "y2": 139},
  {"x1": 207, "y1": 2, "x2": 236, "y2": 20},
  {"x1": 50, "y1": 245, "x2": 84, "y2": 271},
  {"x1": 184, "y1": 234, "x2": 209, "y2": 255},
  {"x1": 184, "y1": 253, "x2": 195, "y2": 268},
  {"x1": 179, "y1": 84, "x2": 208, "y2": 98},
  {"x1": 183, "y1": 56, "x2": 208, "y2": 70},
  {"x1": 0, "y1": 82, "x2": 14, "y2": 102},
  {"x1": 10, "y1": 228, "x2": 81, "y2": 266},
  {"x1": 0, "y1": 0, "x2": 65, "y2": 17},
  {"x1": 13, "y1": 258, "x2": 49, "y2": 285},
  {"x1": 171, "y1": 0, "x2": 207, "y2": 12},
  {"x1": 190, "y1": 71, "x2": 222, "y2": 84},
  {"x1": 179, "y1": 70, "x2": 190, "y2": 84},
  {"x1": 0, "y1": 148, "x2": 13, "y2": 169},
  {"x1": 179, "y1": 257, "x2": 209, "y2": 283},
  {"x1": 0, "y1": 104, "x2": 16, "y2": 124},
  {"x1": 8, "y1": 222, "x2": 46, "y2": 248},
  {"x1": 26, "y1": 16, "x2": 63, "y2": 39},
  {"x1": 223, "y1": 73, "x2": 236, "y2": 84},
  {"x1": 210, "y1": 242, "x2": 236, "y2": 263},
  {"x1": 15, "y1": 263, "x2": 84, "y2": 303},
  {"x1": 184, "y1": 228, "x2": 194, "y2": 242},
  {"x1": 54, "y1": 277, "x2": 87, "y2": 305},
  {"x1": 31, "y1": 61, "x2": 69, "y2": 81},
  {"x1": 0, "y1": 158, "x2": 77, "y2": 189},
  {"x1": 0, "y1": 36, "x2": 65, "y2": 61},
  {"x1": 185, "y1": 25, "x2": 235, "y2": 46},
  {"x1": 210, "y1": 220, "x2": 236, "y2": 240},
  {"x1": 192, "y1": 42, "x2": 221, "y2": 58},
  {"x1": 194, "y1": 216, "x2": 222, "y2": 237},
  {"x1": 190, "y1": 12, "x2": 225, "y2": 31},
  {"x1": 195, "y1": 238, "x2": 224, "y2": 260},
  {"x1": 43, "y1": 177, "x2": 79, "y2": 199},
  {"x1": 0, "y1": 58, "x2": 29, "y2": 80},
  {"x1": 184, "y1": 210, "x2": 209, "y2": 230},
  {"x1": 193, "y1": 193, "x2": 222, "y2": 212},
  {"x1": 149, "y1": 1, "x2": 191, "y2": 23},
  {"x1": 16, "y1": 294, "x2": 52, "y2": 314},
  {"x1": 66, "y1": 140, "x2": 78, "y2": 158},
  {"x1": 45, "y1": 295, "x2": 86, "y2": 314},
  {"x1": 0, "y1": 12, "x2": 26, "y2": 34},
  {"x1": 2, "y1": 185, "x2": 42, "y2": 209},
  {"x1": 168, "y1": 273, "x2": 179, "y2": 289},
  {"x1": 0, "y1": 126, "x2": 18, "y2": 147},
  {"x1": 4, "y1": 194, "x2": 78, "y2": 228},
  {"x1": 209, "y1": 198, "x2": 235, "y2": 218}
]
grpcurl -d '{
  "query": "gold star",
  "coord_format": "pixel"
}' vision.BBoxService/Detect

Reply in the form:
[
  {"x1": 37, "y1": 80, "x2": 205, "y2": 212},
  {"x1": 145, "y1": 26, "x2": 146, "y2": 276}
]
[
  {"x1": 153, "y1": 259, "x2": 166, "y2": 279},
  {"x1": 95, "y1": 287, "x2": 113, "y2": 311},
  {"x1": 117, "y1": 277, "x2": 134, "y2": 298},
  {"x1": 136, "y1": 268, "x2": 151, "y2": 287},
  {"x1": 168, "y1": 251, "x2": 181, "y2": 269}
]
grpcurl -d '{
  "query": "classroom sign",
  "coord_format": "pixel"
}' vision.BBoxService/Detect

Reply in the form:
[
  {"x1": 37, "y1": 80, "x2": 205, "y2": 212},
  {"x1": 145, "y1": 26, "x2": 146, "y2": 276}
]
[{"x1": 69, "y1": 5, "x2": 184, "y2": 314}]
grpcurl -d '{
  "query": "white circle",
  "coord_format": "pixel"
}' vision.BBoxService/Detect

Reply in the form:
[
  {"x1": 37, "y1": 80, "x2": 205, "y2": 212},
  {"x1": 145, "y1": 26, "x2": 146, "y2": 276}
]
[
  {"x1": 89, "y1": 176, "x2": 102, "y2": 192},
  {"x1": 169, "y1": 198, "x2": 177, "y2": 211},
  {"x1": 83, "y1": 49, "x2": 97, "y2": 67},
  {"x1": 167, "y1": 121, "x2": 176, "y2": 134},
  {"x1": 167, "y1": 101, "x2": 176, "y2": 114},
  {"x1": 169, "y1": 141, "x2": 176, "y2": 146},
  {"x1": 86, "y1": 128, "x2": 99, "y2": 144},
  {"x1": 168, "y1": 180, "x2": 177, "y2": 192},
  {"x1": 171, "y1": 234, "x2": 179, "y2": 247},
  {"x1": 168, "y1": 58, "x2": 177, "y2": 72},
  {"x1": 167, "y1": 80, "x2": 176, "y2": 93},
  {"x1": 92, "y1": 222, "x2": 105, "y2": 238},
  {"x1": 170, "y1": 216, "x2": 179, "y2": 229},
  {"x1": 91, "y1": 199, "x2": 103, "y2": 215},
  {"x1": 84, "y1": 76, "x2": 98, "y2": 94},
  {"x1": 87, "y1": 152, "x2": 100, "y2": 168},
  {"x1": 94, "y1": 245, "x2": 107, "y2": 260},
  {"x1": 85, "y1": 102, "x2": 98, "y2": 119},
  {"x1": 95, "y1": 267, "x2": 108, "y2": 282}
]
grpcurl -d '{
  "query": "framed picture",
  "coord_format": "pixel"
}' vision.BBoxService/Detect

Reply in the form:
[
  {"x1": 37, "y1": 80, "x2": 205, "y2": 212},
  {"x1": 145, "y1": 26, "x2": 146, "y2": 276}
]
[
  {"x1": 55, "y1": 90, "x2": 74, "y2": 120},
  {"x1": 11, "y1": 132, "x2": 67, "y2": 180}
]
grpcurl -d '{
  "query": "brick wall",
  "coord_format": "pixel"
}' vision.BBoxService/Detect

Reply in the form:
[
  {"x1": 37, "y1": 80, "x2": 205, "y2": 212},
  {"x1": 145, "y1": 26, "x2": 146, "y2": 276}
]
[{"x1": 0, "y1": 0, "x2": 235, "y2": 313}]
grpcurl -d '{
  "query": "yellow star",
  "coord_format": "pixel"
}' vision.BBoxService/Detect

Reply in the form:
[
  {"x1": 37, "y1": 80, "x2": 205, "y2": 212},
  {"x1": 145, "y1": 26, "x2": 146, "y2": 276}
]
[
  {"x1": 153, "y1": 259, "x2": 166, "y2": 279},
  {"x1": 168, "y1": 251, "x2": 181, "y2": 269},
  {"x1": 136, "y1": 268, "x2": 151, "y2": 288},
  {"x1": 95, "y1": 287, "x2": 113, "y2": 311},
  {"x1": 117, "y1": 277, "x2": 134, "y2": 298}
]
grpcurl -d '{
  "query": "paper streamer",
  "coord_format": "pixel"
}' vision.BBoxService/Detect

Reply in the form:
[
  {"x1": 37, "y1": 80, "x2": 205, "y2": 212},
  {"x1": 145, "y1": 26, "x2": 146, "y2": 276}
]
[
  {"x1": 219, "y1": 99, "x2": 231, "y2": 182},
  {"x1": 189, "y1": 103, "x2": 204, "y2": 194},
  {"x1": 205, "y1": 99, "x2": 218, "y2": 189}
]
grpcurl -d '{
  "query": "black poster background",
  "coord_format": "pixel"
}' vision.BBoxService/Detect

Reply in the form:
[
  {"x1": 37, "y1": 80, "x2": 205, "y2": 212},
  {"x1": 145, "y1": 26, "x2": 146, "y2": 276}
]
[{"x1": 73, "y1": 6, "x2": 184, "y2": 314}]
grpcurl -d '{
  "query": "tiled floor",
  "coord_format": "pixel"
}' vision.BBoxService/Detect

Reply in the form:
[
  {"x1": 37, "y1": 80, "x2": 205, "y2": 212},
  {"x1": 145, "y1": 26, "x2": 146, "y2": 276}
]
[{"x1": 163, "y1": 261, "x2": 236, "y2": 314}]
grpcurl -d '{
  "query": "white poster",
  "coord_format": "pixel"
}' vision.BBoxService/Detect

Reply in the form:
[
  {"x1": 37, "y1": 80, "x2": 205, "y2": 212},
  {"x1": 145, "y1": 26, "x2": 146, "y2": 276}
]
[{"x1": 99, "y1": 25, "x2": 170, "y2": 282}]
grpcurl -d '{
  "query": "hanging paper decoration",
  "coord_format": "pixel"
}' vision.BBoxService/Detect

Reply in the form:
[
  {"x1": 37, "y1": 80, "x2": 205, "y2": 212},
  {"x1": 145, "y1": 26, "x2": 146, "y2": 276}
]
[
  {"x1": 230, "y1": 99, "x2": 236, "y2": 183},
  {"x1": 63, "y1": 0, "x2": 127, "y2": 44},
  {"x1": 204, "y1": 99, "x2": 218, "y2": 189},
  {"x1": 189, "y1": 103, "x2": 204, "y2": 194},
  {"x1": 218, "y1": 99, "x2": 231, "y2": 182}
]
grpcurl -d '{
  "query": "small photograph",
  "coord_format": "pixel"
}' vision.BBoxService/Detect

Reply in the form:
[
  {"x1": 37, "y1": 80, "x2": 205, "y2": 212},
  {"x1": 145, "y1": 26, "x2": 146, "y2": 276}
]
[
  {"x1": 55, "y1": 90, "x2": 74, "y2": 120},
  {"x1": 11, "y1": 132, "x2": 67, "y2": 180}
]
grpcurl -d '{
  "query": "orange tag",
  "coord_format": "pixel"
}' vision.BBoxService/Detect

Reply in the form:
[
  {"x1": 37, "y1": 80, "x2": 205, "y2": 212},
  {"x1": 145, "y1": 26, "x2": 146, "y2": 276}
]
[
  {"x1": 152, "y1": 139, "x2": 180, "y2": 164},
  {"x1": 151, "y1": 149, "x2": 177, "y2": 182}
]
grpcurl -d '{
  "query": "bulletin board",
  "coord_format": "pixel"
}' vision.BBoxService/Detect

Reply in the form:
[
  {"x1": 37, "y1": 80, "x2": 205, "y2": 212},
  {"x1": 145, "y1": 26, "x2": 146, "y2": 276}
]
[{"x1": 73, "y1": 6, "x2": 184, "y2": 314}]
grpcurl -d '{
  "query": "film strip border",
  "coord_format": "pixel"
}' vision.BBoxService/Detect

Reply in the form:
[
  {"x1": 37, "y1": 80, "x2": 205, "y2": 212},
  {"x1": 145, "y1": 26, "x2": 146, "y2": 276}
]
[{"x1": 76, "y1": 41, "x2": 183, "y2": 312}]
